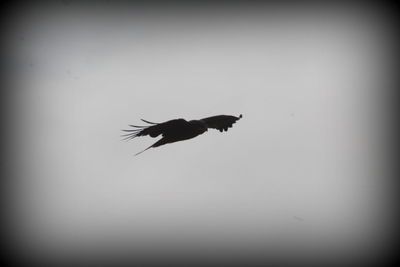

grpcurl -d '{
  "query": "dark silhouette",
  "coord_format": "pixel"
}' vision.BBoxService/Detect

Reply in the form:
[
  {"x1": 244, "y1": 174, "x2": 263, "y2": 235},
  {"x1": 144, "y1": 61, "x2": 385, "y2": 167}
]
[{"x1": 122, "y1": 114, "x2": 243, "y2": 155}]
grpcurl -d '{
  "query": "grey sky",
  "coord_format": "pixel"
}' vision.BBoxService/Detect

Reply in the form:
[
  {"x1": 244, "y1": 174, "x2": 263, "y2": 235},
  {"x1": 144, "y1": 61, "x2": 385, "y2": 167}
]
[{"x1": 5, "y1": 3, "x2": 394, "y2": 265}]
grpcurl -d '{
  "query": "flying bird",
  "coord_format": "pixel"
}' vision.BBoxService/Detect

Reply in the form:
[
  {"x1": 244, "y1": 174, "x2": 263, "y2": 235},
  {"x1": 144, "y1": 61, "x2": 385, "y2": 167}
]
[{"x1": 122, "y1": 114, "x2": 243, "y2": 155}]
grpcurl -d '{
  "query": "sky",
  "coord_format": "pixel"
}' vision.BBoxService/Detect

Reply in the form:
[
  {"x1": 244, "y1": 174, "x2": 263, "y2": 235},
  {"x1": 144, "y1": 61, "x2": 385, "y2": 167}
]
[{"x1": 3, "y1": 3, "x2": 395, "y2": 265}]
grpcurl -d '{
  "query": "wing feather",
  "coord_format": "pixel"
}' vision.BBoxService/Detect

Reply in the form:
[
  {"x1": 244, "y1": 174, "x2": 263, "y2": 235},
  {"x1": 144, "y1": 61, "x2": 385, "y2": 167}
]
[
  {"x1": 200, "y1": 114, "x2": 242, "y2": 132},
  {"x1": 121, "y1": 118, "x2": 189, "y2": 140}
]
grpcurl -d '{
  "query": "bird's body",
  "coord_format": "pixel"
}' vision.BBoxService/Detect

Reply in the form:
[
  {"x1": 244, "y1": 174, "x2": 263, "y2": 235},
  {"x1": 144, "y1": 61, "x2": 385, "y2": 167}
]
[{"x1": 122, "y1": 114, "x2": 242, "y2": 155}]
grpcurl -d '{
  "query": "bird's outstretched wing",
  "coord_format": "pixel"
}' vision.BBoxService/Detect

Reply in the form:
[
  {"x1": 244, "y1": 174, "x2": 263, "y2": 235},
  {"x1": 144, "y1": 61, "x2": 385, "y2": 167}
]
[
  {"x1": 200, "y1": 114, "x2": 242, "y2": 132},
  {"x1": 121, "y1": 118, "x2": 189, "y2": 141}
]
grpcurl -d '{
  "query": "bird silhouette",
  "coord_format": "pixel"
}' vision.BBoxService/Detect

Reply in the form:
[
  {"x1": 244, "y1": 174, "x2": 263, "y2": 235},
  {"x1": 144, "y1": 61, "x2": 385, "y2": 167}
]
[{"x1": 122, "y1": 114, "x2": 243, "y2": 155}]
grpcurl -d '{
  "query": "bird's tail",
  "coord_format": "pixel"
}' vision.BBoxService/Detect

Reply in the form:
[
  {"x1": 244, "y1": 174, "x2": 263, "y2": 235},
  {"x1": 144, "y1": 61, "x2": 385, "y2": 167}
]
[{"x1": 134, "y1": 137, "x2": 170, "y2": 156}]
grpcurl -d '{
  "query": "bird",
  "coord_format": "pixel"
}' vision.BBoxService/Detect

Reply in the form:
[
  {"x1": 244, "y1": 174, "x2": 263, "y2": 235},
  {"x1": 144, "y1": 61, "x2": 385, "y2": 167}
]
[{"x1": 122, "y1": 114, "x2": 243, "y2": 155}]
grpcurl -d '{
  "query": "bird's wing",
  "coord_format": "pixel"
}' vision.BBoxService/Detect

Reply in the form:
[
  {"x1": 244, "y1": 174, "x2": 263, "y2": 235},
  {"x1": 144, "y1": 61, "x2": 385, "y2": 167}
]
[
  {"x1": 200, "y1": 114, "x2": 242, "y2": 132},
  {"x1": 121, "y1": 118, "x2": 189, "y2": 141},
  {"x1": 134, "y1": 136, "x2": 173, "y2": 156}
]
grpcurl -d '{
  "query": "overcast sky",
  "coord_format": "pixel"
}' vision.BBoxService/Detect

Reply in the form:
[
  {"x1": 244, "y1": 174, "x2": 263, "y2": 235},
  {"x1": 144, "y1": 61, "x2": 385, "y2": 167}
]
[{"x1": 4, "y1": 3, "x2": 395, "y2": 265}]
